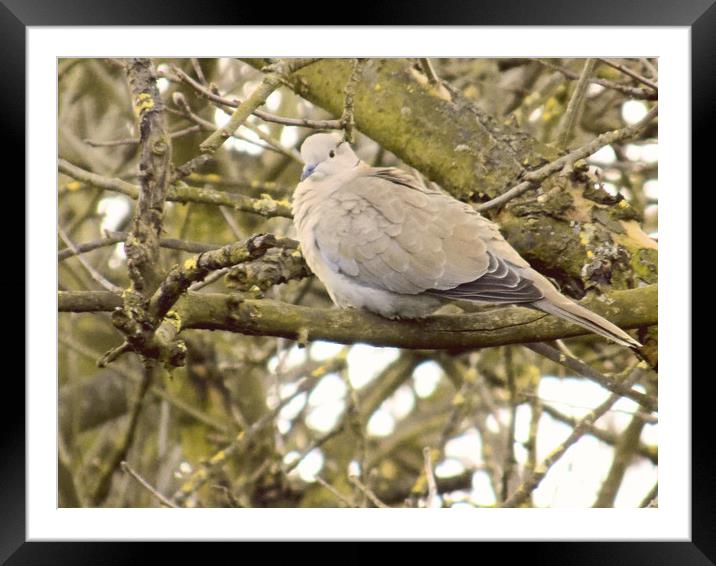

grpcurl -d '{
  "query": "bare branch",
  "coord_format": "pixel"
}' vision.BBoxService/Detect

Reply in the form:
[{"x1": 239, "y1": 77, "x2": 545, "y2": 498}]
[
  {"x1": 501, "y1": 367, "x2": 644, "y2": 507},
  {"x1": 555, "y1": 58, "x2": 596, "y2": 148},
  {"x1": 121, "y1": 461, "x2": 178, "y2": 508},
  {"x1": 58, "y1": 159, "x2": 293, "y2": 219},
  {"x1": 478, "y1": 104, "x2": 658, "y2": 211},
  {"x1": 597, "y1": 58, "x2": 658, "y2": 91}
]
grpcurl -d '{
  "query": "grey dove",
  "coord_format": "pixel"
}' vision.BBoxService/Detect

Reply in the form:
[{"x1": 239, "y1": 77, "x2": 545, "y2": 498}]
[{"x1": 292, "y1": 133, "x2": 640, "y2": 349}]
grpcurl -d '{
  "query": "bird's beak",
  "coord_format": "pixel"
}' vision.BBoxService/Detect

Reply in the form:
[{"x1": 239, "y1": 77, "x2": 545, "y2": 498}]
[{"x1": 300, "y1": 163, "x2": 316, "y2": 181}]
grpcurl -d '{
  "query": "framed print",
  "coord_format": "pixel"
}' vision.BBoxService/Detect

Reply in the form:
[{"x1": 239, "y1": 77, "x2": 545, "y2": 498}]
[{"x1": 10, "y1": 0, "x2": 707, "y2": 562}]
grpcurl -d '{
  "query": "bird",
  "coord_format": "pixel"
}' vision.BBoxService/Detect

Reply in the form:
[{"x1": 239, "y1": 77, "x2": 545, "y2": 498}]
[{"x1": 292, "y1": 132, "x2": 641, "y2": 349}]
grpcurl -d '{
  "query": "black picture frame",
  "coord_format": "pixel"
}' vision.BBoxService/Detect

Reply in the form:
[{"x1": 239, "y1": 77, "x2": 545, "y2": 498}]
[{"x1": 10, "y1": 0, "x2": 704, "y2": 562}]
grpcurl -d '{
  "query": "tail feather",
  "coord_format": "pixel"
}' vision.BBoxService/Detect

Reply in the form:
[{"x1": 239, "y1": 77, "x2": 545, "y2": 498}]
[{"x1": 532, "y1": 298, "x2": 642, "y2": 349}]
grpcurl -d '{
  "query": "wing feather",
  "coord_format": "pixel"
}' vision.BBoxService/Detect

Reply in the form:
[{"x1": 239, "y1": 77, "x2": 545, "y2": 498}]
[{"x1": 312, "y1": 170, "x2": 541, "y2": 302}]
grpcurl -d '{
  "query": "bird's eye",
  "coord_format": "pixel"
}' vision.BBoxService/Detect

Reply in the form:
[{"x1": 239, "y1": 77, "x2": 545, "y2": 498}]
[{"x1": 329, "y1": 150, "x2": 335, "y2": 158}]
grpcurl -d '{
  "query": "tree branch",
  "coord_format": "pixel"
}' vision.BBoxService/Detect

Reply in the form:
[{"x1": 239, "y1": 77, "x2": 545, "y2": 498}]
[
  {"x1": 59, "y1": 284, "x2": 656, "y2": 351},
  {"x1": 555, "y1": 58, "x2": 596, "y2": 148},
  {"x1": 124, "y1": 58, "x2": 172, "y2": 294},
  {"x1": 477, "y1": 104, "x2": 658, "y2": 211},
  {"x1": 246, "y1": 59, "x2": 658, "y2": 321},
  {"x1": 58, "y1": 159, "x2": 292, "y2": 219}
]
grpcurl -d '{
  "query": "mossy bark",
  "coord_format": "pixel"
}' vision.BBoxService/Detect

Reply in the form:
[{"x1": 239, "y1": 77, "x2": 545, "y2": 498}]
[{"x1": 248, "y1": 57, "x2": 658, "y2": 360}]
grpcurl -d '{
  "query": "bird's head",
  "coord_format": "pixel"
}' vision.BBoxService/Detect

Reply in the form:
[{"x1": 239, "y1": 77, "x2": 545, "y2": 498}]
[{"x1": 299, "y1": 132, "x2": 359, "y2": 181}]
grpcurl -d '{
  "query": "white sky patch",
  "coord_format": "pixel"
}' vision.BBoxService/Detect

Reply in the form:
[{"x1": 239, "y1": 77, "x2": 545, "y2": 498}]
[
  {"x1": 267, "y1": 344, "x2": 307, "y2": 374},
  {"x1": 367, "y1": 408, "x2": 395, "y2": 437},
  {"x1": 602, "y1": 182, "x2": 619, "y2": 196},
  {"x1": 445, "y1": 429, "x2": 483, "y2": 468},
  {"x1": 606, "y1": 395, "x2": 642, "y2": 430},
  {"x1": 435, "y1": 458, "x2": 465, "y2": 478},
  {"x1": 620, "y1": 141, "x2": 658, "y2": 164},
  {"x1": 309, "y1": 341, "x2": 345, "y2": 360},
  {"x1": 640, "y1": 143, "x2": 658, "y2": 163},
  {"x1": 296, "y1": 448, "x2": 324, "y2": 483},
  {"x1": 485, "y1": 414, "x2": 501, "y2": 434},
  {"x1": 308, "y1": 373, "x2": 346, "y2": 407},
  {"x1": 155, "y1": 64, "x2": 170, "y2": 93},
  {"x1": 212, "y1": 108, "x2": 266, "y2": 155},
  {"x1": 538, "y1": 377, "x2": 611, "y2": 419},
  {"x1": 347, "y1": 460, "x2": 361, "y2": 477},
  {"x1": 265, "y1": 90, "x2": 283, "y2": 111},
  {"x1": 587, "y1": 83, "x2": 605, "y2": 97},
  {"x1": 532, "y1": 435, "x2": 612, "y2": 507},
  {"x1": 513, "y1": 441, "x2": 529, "y2": 466},
  {"x1": 382, "y1": 384, "x2": 415, "y2": 420},
  {"x1": 603, "y1": 169, "x2": 622, "y2": 183},
  {"x1": 277, "y1": 392, "x2": 307, "y2": 422},
  {"x1": 621, "y1": 100, "x2": 648, "y2": 125},
  {"x1": 644, "y1": 179, "x2": 658, "y2": 200},
  {"x1": 589, "y1": 144, "x2": 617, "y2": 164},
  {"x1": 470, "y1": 471, "x2": 496, "y2": 506},
  {"x1": 641, "y1": 421, "x2": 658, "y2": 446},
  {"x1": 283, "y1": 450, "x2": 300, "y2": 467},
  {"x1": 412, "y1": 361, "x2": 442, "y2": 398},
  {"x1": 97, "y1": 195, "x2": 131, "y2": 233},
  {"x1": 306, "y1": 400, "x2": 345, "y2": 433},
  {"x1": 347, "y1": 344, "x2": 400, "y2": 389},
  {"x1": 277, "y1": 418, "x2": 292, "y2": 435},
  {"x1": 107, "y1": 243, "x2": 126, "y2": 271},
  {"x1": 513, "y1": 404, "x2": 533, "y2": 444},
  {"x1": 280, "y1": 126, "x2": 299, "y2": 149},
  {"x1": 528, "y1": 107, "x2": 543, "y2": 123},
  {"x1": 614, "y1": 458, "x2": 658, "y2": 508}
]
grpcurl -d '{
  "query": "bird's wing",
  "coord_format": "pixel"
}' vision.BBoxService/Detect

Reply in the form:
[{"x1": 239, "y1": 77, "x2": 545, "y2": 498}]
[{"x1": 312, "y1": 168, "x2": 543, "y2": 302}]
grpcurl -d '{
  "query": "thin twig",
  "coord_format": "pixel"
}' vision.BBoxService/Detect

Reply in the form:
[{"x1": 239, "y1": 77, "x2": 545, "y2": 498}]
[
  {"x1": 541, "y1": 403, "x2": 657, "y2": 464},
  {"x1": 167, "y1": 66, "x2": 342, "y2": 130},
  {"x1": 534, "y1": 59, "x2": 657, "y2": 100},
  {"x1": 477, "y1": 104, "x2": 658, "y2": 211},
  {"x1": 525, "y1": 342, "x2": 656, "y2": 413},
  {"x1": 640, "y1": 58, "x2": 658, "y2": 80},
  {"x1": 501, "y1": 368, "x2": 643, "y2": 507},
  {"x1": 198, "y1": 58, "x2": 321, "y2": 156},
  {"x1": 315, "y1": 476, "x2": 357, "y2": 508},
  {"x1": 341, "y1": 58, "x2": 365, "y2": 143},
  {"x1": 283, "y1": 426, "x2": 344, "y2": 475},
  {"x1": 58, "y1": 226, "x2": 122, "y2": 293},
  {"x1": 167, "y1": 98, "x2": 295, "y2": 160},
  {"x1": 59, "y1": 159, "x2": 293, "y2": 219},
  {"x1": 348, "y1": 474, "x2": 390, "y2": 508},
  {"x1": 418, "y1": 58, "x2": 440, "y2": 86},
  {"x1": 501, "y1": 347, "x2": 518, "y2": 502},
  {"x1": 121, "y1": 461, "x2": 178, "y2": 508},
  {"x1": 597, "y1": 58, "x2": 658, "y2": 91},
  {"x1": 555, "y1": 58, "x2": 596, "y2": 148},
  {"x1": 91, "y1": 364, "x2": 154, "y2": 505},
  {"x1": 190, "y1": 58, "x2": 207, "y2": 85},
  {"x1": 639, "y1": 482, "x2": 658, "y2": 508},
  {"x1": 58, "y1": 231, "x2": 219, "y2": 261},
  {"x1": 423, "y1": 447, "x2": 440, "y2": 508},
  {"x1": 83, "y1": 125, "x2": 200, "y2": 148},
  {"x1": 593, "y1": 413, "x2": 647, "y2": 507}
]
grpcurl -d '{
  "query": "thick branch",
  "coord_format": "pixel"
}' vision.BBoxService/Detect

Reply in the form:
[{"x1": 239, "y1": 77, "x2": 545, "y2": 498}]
[
  {"x1": 247, "y1": 58, "x2": 657, "y2": 299},
  {"x1": 124, "y1": 58, "x2": 172, "y2": 294},
  {"x1": 148, "y1": 234, "x2": 299, "y2": 321},
  {"x1": 59, "y1": 285, "x2": 655, "y2": 350}
]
